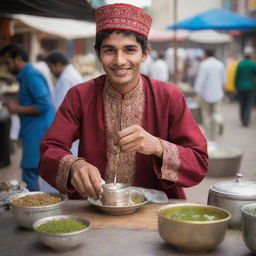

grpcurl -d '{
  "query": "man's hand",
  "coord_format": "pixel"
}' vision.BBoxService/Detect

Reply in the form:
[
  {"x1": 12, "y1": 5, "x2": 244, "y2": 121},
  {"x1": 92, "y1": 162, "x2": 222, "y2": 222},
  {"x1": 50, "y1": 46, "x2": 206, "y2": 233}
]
[
  {"x1": 3, "y1": 101, "x2": 20, "y2": 114},
  {"x1": 117, "y1": 125, "x2": 163, "y2": 158},
  {"x1": 70, "y1": 160, "x2": 104, "y2": 199}
]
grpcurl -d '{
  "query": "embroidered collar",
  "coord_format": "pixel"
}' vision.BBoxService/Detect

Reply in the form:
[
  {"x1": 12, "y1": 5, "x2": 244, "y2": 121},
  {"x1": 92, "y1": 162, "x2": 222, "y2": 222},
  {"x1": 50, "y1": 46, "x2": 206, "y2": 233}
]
[{"x1": 105, "y1": 76, "x2": 142, "y2": 100}]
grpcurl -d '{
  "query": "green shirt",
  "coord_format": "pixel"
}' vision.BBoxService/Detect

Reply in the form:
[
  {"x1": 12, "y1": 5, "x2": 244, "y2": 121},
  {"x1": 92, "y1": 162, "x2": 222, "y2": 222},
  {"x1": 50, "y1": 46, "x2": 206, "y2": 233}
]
[{"x1": 235, "y1": 58, "x2": 256, "y2": 90}]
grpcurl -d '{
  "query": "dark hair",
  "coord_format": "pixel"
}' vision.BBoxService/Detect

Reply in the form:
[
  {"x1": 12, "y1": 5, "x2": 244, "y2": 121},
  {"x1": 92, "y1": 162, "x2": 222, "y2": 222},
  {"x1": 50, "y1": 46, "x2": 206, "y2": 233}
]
[
  {"x1": 45, "y1": 51, "x2": 68, "y2": 65},
  {"x1": 36, "y1": 54, "x2": 46, "y2": 62},
  {"x1": 94, "y1": 29, "x2": 149, "y2": 54},
  {"x1": 0, "y1": 43, "x2": 29, "y2": 62},
  {"x1": 205, "y1": 49, "x2": 215, "y2": 57},
  {"x1": 158, "y1": 52, "x2": 165, "y2": 59}
]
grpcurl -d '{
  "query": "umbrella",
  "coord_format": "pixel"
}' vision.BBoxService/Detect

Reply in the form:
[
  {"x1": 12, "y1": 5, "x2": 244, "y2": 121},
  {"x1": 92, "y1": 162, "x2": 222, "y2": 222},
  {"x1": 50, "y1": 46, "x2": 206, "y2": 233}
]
[{"x1": 167, "y1": 8, "x2": 256, "y2": 30}]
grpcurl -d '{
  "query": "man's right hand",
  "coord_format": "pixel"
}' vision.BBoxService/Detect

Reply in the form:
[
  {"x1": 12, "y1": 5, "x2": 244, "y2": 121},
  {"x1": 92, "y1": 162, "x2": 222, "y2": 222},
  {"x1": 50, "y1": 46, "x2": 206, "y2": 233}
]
[{"x1": 70, "y1": 160, "x2": 104, "y2": 199}]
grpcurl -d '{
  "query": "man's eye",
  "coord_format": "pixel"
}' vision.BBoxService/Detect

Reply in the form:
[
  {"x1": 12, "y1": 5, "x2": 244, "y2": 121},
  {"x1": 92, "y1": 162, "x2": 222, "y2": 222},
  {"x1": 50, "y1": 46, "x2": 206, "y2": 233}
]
[
  {"x1": 127, "y1": 48, "x2": 136, "y2": 53},
  {"x1": 104, "y1": 49, "x2": 114, "y2": 54}
]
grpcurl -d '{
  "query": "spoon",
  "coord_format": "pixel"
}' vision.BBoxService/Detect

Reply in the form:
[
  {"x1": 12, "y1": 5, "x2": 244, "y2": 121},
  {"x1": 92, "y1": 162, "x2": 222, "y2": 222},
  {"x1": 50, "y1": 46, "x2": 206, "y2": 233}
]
[{"x1": 114, "y1": 146, "x2": 120, "y2": 185}]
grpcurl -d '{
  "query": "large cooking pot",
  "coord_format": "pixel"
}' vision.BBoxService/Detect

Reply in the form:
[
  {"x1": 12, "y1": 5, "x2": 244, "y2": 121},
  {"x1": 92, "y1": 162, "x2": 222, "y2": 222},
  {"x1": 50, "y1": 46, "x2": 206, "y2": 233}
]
[
  {"x1": 207, "y1": 142, "x2": 242, "y2": 177},
  {"x1": 207, "y1": 173, "x2": 256, "y2": 229}
]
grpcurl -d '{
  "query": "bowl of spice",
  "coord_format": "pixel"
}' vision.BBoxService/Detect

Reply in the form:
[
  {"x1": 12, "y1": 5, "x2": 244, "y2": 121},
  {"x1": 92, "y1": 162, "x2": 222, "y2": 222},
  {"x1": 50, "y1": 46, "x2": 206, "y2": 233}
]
[
  {"x1": 10, "y1": 192, "x2": 65, "y2": 229},
  {"x1": 33, "y1": 215, "x2": 90, "y2": 251}
]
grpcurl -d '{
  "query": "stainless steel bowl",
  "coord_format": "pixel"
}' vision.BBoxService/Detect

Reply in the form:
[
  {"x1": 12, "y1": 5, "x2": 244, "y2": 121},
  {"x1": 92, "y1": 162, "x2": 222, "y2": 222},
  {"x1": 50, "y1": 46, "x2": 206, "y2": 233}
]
[
  {"x1": 33, "y1": 215, "x2": 91, "y2": 252},
  {"x1": 157, "y1": 203, "x2": 230, "y2": 253},
  {"x1": 207, "y1": 143, "x2": 242, "y2": 177},
  {"x1": 242, "y1": 203, "x2": 256, "y2": 254},
  {"x1": 10, "y1": 192, "x2": 65, "y2": 229}
]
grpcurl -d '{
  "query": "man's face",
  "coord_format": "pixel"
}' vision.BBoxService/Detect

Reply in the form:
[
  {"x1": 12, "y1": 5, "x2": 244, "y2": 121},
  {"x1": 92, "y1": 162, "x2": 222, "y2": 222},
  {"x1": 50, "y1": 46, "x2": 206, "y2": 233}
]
[
  {"x1": 47, "y1": 62, "x2": 64, "y2": 78},
  {"x1": 99, "y1": 32, "x2": 148, "y2": 91},
  {"x1": 2, "y1": 53, "x2": 20, "y2": 75}
]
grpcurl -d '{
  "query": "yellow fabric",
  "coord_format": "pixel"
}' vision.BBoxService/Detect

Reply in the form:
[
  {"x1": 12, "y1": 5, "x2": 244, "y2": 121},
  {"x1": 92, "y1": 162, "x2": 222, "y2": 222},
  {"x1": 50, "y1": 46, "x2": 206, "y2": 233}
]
[{"x1": 225, "y1": 60, "x2": 238, "y2": 93}]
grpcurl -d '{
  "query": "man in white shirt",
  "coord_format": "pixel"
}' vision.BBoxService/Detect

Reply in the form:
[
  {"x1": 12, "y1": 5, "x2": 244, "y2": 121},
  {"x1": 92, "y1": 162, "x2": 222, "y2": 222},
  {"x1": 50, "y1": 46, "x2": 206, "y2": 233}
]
[
  {"x1": 45, "y1": 51, "x2": 84, "y2": 111},
  {"x1": 43, "y1": 51, "x2": 84, "y2": 192},
  {"x1": 33, "y1": 54, "x2": 54, "y2": 99},
  {"x1": 149, "y1": 52, "x2": 169, "y2": 82},
  {"x1": 194, "y1": 49, "x2": 226, "y2": 141}
]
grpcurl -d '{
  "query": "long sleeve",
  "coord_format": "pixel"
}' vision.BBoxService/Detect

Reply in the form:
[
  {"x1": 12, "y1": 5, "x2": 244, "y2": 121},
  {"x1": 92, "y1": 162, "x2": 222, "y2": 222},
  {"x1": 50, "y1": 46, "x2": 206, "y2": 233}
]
[
  {"x1": 26, "y1": 73, "x2": 53, "y2": 113},
  {"x1": 40, "y1": 87, "x2": 82, "y2": 192},
  {"x1": 152, "y1": 89, "x2": 208, "y2": 189}
]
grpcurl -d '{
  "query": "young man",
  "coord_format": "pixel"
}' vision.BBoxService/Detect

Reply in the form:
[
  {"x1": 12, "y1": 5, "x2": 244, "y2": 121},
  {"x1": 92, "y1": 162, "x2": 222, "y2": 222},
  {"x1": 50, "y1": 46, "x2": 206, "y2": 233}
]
[
  {"x1": 0, "y1": 44, "x2": 54, "y2": 191},
  {"x1": 40, "y1": 3, "x2": 208, "y2": 199}
]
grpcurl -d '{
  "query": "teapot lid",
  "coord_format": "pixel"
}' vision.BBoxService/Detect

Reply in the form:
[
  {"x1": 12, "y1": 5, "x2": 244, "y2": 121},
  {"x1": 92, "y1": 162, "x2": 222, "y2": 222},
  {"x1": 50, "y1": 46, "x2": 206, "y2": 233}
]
[{"x1": 210, "y1": 173, "x2": 256, "y2": 198}]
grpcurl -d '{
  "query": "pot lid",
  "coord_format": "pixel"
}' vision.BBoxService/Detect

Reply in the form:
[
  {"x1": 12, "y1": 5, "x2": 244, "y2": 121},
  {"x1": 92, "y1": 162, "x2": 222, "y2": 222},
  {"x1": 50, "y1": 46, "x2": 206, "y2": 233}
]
[{"x1": 210, "y1": 173, "x2": 256, "y2": 197}]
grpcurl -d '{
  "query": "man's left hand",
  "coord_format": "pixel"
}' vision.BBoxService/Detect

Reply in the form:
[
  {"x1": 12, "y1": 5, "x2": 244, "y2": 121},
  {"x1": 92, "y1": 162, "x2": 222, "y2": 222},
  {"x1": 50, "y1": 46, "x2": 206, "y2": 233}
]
[{"x1": 117, "y1": 125, "x2": 163, "y2": 158}]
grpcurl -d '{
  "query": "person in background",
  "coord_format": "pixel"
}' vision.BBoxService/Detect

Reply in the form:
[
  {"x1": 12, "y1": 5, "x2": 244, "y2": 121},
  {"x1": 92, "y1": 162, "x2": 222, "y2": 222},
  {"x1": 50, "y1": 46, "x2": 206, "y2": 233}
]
[
  {"x1": 40, "y1": 3, "x2": 208, "y2": 200},
  {"x1": 225, "y1": 54, "x2": 238, "y2": 102},
  {"x1": 45, "y1": 51, "x2": 84, "y2": 111},
  {"x1": 0, "y1": 44, "x2": 54, "y2": 191},
  {"x1": 149, "y1": 52, "x2": 169, "y2": 82},
  {"x1": 33, "y1": 54, "x2": 54, "y2": 100},
  {"x1": 140, "y1": 52, "x2": 153, "y2": 75},
  {"x1": 235, "y1": 46, "x2": 256, "y2": 127},
  {"x1": 42, "y1": 51, "x2": 84, "y2": 192},
  {"x1": 194, "y1": 48, "x2": 226, "y2": 141}
]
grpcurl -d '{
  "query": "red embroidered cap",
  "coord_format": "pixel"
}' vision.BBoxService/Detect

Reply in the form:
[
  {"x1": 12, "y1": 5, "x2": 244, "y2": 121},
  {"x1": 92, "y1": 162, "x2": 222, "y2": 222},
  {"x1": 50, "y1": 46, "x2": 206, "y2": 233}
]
[{"x1": 96, "y1": 3, "x2": 152, "y2": 38}]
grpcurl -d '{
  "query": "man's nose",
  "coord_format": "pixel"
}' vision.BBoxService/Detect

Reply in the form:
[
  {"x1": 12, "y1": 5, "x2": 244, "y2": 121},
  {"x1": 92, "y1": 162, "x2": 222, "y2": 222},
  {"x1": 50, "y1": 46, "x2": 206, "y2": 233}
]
[{"x1": 115, "y1": 51, "x2": 126, "y2": 65}]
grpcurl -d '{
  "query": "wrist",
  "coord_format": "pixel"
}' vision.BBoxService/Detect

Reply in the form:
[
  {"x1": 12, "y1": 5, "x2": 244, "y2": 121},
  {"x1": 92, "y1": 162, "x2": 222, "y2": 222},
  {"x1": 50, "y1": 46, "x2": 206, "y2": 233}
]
[{"x1": 154, "y1": 138, "x2": 163, "y2": 158}]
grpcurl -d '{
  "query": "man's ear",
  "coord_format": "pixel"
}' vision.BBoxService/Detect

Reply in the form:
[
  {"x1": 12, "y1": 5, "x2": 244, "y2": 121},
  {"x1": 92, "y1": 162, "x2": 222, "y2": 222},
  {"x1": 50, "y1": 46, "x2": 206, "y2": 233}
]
[{"x1": 142, "y1": 48, "x2": 150, "y2": 62}]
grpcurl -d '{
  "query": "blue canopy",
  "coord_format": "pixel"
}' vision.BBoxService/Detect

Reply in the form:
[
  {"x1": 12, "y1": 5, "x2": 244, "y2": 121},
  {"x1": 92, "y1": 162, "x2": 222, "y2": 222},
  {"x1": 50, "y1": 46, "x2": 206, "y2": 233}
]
[{"x1": 167, "y1": 8, "x2": 256, "y2": 30}]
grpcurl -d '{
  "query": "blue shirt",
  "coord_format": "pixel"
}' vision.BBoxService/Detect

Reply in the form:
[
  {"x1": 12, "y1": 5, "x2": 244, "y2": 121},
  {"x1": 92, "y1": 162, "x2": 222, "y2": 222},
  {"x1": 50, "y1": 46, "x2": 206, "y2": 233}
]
[{"x1": 16, "y1": 64, "x2": 54, "y2": 168}]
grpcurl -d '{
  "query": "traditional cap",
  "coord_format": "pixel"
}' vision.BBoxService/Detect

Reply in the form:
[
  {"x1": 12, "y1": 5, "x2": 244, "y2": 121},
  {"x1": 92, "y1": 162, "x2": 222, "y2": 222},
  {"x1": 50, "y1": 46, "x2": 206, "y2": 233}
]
[{"x1": 95, "y1": 3, "x2": 152, "y2": 38}]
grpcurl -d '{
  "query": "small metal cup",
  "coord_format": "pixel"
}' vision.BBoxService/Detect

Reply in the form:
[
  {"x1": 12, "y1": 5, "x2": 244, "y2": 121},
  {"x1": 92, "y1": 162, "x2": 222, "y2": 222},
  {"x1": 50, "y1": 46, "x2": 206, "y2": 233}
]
[{"x1": 101, "y1": 183, "x2": 129, "y2": 206}]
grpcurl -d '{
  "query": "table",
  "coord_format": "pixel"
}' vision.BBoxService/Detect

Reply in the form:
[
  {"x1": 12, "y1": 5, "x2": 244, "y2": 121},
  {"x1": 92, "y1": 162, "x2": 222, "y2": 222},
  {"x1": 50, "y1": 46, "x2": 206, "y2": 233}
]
[{"x1": 0, "y1": 200, "x2": 251, "y2": 256}]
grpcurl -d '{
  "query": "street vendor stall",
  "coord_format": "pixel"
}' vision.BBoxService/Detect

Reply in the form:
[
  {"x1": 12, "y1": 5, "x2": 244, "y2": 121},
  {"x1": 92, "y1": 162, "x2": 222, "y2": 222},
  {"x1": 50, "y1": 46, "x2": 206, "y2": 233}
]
[{"x1": 0, "y1": 200, "x2": 250, "y2": 256}]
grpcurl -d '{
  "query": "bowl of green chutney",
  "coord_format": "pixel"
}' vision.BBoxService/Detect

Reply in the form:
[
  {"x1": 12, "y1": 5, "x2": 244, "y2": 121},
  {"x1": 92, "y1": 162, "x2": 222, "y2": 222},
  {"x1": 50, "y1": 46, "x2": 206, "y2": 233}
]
[
  {"x1": 33, "y1": 215, "x2": 91, "y2": 251},
  {"x1": 157, "y1": 203, "x2": 230, "y2": 253}
]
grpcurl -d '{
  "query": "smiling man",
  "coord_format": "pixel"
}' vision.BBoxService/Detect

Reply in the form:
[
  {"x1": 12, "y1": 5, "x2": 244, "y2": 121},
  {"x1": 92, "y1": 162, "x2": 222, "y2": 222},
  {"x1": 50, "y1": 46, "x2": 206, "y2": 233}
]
[{"x1": 39, "y1": 3, "x2": 208, "y2": 200}]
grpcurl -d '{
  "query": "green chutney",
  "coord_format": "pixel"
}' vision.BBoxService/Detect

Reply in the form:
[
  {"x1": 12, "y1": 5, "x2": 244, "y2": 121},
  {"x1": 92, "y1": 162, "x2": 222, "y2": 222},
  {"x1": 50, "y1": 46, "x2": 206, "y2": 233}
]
[
  {"x1": 37, "y1": 218, "x2": 88, "y2": 234},
  {"x1": 160, "y1": 206, "x2": 227, "y2": 221}
]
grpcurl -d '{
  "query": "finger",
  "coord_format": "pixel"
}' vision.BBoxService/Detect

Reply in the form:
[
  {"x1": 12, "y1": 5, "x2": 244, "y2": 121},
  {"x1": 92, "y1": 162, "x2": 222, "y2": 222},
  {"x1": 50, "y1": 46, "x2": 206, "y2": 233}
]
[
  {"x1": 119, "y1": 131, "x2": 144, "y2": 148},
  {"x1": 71, "y1": 172, "x2": 88, "y2": 198},
  {"x1": 89, "y1": 172, "x2": 103, "y2": 197},
  {"x1": 81, "y1": 171, "x2": 98, "y2": 199},
  {"x1": 121, "y1": 143, "x2": 138, "y2": 153},
  {"x1": 118, "y1": 125, "x2": 138, "y2": 139}
]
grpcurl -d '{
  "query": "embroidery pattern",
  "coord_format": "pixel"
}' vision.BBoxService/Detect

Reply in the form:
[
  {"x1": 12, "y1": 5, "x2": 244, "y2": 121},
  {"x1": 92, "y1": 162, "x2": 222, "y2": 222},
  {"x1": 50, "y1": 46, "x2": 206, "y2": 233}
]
[
  {"x1": 96, "y1": 4, "x2": 152, "y2": 38},
  {"x1": 104, "y1": 80, "x2": 144, "y2": 184},
  {"x1": 160, "y1": 140, "x2": 181, "y2": 182},
  {"x1": 57, "y1": 154, "x2": 80, "y2": 194}
]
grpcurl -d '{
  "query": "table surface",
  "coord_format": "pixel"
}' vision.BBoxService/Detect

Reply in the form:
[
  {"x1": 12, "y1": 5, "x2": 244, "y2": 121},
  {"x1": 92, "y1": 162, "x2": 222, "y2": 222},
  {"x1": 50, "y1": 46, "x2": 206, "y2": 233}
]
[{"x1": 0, "y1": 200, "x2": 251, "y2": 256}]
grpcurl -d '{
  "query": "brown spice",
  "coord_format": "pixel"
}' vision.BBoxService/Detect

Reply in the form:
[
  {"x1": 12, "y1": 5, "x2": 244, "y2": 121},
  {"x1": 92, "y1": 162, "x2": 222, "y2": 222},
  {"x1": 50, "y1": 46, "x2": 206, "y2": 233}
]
[{"x1": 12, "y1": 193, "x2": 62, "y2": 206}]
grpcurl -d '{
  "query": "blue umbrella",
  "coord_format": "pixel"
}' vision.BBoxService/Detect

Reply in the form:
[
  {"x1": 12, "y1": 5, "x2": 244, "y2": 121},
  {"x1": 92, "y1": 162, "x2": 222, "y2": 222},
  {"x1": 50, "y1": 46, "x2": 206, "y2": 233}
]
[{"x1": 167, "y1": 8, "x2": 256, "y2": 30}]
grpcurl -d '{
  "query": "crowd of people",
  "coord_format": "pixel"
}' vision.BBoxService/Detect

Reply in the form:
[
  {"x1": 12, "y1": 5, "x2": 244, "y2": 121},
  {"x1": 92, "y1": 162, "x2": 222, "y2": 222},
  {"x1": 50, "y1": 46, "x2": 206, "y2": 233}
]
[{"x1": 0, "y1": 3, "x2": 255, "y2": 199}]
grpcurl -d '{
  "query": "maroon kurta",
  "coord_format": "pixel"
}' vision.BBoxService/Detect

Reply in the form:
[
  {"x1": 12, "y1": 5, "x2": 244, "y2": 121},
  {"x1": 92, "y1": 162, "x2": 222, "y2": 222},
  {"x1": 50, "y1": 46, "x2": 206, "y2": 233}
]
[{"x1": 40, "y1": 74, "x2": 208, "y2": 199}]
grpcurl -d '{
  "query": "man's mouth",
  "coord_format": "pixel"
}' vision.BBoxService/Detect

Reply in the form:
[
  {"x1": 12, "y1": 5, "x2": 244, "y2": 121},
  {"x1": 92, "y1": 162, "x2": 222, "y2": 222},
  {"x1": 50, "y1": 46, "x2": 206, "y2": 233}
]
[{"x1": 111, "y1": 67, "x2": 131, "y2": 75}]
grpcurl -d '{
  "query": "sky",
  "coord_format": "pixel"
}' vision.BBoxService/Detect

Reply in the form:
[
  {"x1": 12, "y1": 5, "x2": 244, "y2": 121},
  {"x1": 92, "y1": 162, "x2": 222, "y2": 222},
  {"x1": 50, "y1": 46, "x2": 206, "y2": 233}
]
[{"x1": 105, "y1": 0, "x2": 151, "y2": 8}]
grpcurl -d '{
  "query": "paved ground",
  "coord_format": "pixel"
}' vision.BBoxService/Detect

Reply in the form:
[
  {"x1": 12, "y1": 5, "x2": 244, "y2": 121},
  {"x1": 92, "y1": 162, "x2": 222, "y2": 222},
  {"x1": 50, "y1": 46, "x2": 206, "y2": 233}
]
[{"x1": 1, "y1": 98, "x2": 256, "y2": 203}]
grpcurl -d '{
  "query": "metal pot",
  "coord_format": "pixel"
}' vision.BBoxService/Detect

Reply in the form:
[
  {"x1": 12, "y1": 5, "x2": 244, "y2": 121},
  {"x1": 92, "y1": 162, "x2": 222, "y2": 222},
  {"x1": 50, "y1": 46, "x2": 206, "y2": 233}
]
[
  {"x1": 207, "y1": 143, "x2": 243, "y2": 177},
  {"x1": 207, "y1": 173, "x2": 256, "y2": 229}
]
